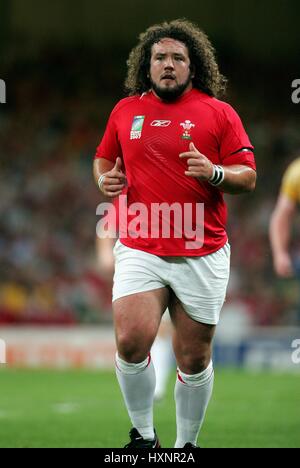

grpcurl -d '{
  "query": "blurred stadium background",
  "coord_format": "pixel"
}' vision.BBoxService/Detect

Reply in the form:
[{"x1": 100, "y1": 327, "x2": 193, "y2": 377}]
[{"x1": 0, "y1": 0, "x2": 300, "y2": 448}]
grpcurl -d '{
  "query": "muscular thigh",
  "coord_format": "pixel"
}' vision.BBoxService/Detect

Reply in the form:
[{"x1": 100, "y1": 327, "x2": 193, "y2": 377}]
[
  {"x1": 169, "y1": 290, "x2": 216, "y2": 373},
  {"x1": 113, "y1": 287, "x2": 170, "y2": 361}
]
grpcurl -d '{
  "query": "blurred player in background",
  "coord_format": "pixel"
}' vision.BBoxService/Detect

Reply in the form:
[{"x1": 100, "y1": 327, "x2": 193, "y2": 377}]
[
  {"x1": 270, "y1": 158, "x2": 300, "y2": 277},
  {"x1": 94, "y1": 19, "x2": 256, "y2": 448},
  {"x1": 96, "y1": 200, "x2": 174, "y2": 402}
]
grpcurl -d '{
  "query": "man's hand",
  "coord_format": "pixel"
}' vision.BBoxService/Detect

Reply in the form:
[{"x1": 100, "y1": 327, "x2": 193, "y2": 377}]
[
  {"x1": 99, "y1": 157, "x2": 126, "y2": 198},
  {"x1": 179, "y1": 142, "x2": 214, "y2": 181},
  {"x1": 273, "y1": 251, "x2": 294, "y2": 278}
]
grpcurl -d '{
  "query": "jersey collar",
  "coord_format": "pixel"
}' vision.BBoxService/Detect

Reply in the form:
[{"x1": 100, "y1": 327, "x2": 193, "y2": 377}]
[{"x1": 145, "y1": 88, "x2": 199, "y2": 104}]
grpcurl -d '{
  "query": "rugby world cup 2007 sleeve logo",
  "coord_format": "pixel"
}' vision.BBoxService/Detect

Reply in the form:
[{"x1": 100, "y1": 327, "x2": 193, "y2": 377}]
[{"x1": 130, "y1": 116, "x2": 145, "y2": 140}]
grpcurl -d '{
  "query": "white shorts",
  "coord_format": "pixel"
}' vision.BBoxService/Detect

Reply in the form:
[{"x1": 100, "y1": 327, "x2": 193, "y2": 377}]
[{"x1": 112, "y1": 240, "x2": 230, "y2": 325}]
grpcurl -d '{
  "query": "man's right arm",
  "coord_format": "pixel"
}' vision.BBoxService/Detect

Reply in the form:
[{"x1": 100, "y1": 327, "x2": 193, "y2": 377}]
[
  {"x1": 269, "y1": 194, "x2": 296, "y2": 277},
  {"x1": 93, "y1": 157, "x2": 126, "y2": 198}
]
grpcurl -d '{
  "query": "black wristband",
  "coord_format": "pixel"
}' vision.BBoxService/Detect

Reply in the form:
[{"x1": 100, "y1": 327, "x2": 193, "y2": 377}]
[{"x1": 209, "y1": 165, "x2": 225, "y2": 186}]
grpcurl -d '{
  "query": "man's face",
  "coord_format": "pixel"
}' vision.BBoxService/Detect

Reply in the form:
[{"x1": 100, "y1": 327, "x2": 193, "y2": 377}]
[{"x1": 149, "y1": 38, "x2": 193, "y2": 102}]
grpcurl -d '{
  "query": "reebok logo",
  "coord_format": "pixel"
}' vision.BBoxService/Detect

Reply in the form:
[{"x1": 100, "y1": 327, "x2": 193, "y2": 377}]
[{"x1": 150, "y1": 120, "x2": 171, "y2": 127}]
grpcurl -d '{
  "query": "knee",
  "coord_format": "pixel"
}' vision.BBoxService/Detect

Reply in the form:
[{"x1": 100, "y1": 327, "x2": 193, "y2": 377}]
[
  {"x1": 177, "y1": 352, "x2": 212, "y2": 374},
  {"x1": 117, "y1": 332, "x2": 150, "y2": 363}
]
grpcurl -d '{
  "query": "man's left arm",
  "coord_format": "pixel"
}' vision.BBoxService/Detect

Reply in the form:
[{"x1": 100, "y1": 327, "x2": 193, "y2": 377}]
[
  {"x1": 180, "y1": 142, "x2": 256, "y2": 194},
  {"x1": 215, "y1": 164, "x2": 256, "y2": 194}
]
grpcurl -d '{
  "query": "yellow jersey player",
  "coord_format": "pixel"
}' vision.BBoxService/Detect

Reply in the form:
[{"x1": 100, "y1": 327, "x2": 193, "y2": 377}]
[{"x1": 270, "y1": 158, "x2": 300, "y2": 277}]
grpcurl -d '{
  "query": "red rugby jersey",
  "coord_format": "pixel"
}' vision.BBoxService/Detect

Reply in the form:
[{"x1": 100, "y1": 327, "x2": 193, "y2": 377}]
[{"x1": 95, "y1": 88, "x2": 256, "y2": 257}]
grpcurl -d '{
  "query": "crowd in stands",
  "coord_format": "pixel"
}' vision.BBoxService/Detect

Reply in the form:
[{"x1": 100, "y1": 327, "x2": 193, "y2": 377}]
[{"x1": 1, "y1": 48, "x2": 300, "y2": 326}]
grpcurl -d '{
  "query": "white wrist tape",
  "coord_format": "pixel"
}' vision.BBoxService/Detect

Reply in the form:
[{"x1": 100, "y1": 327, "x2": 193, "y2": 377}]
[{"x1": 98, "y1": 174, "x2": 106, "y2": 190}]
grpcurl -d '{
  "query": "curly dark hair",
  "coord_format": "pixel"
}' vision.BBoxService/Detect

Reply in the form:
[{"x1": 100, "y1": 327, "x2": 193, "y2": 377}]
[{"x1": 125, "y1": 19, "x2": 227, "y2": 98}]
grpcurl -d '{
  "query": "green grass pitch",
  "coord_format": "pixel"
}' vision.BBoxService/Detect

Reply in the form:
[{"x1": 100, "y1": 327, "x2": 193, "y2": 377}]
[{"x1": 0, "y1": 368, "x2": 299, "y2": 448}]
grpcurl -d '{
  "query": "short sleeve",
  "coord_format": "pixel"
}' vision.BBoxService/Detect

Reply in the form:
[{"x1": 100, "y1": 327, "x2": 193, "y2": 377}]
[
  {"x1": 281, "y1": 159, "x2": 300, "y2": 203},
  {"x1": 94, "y1": 106, "x2": 122, "y2": 163},
  {"x1": 219, "y1": 104, "x2": 256, "y2": 170}
]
